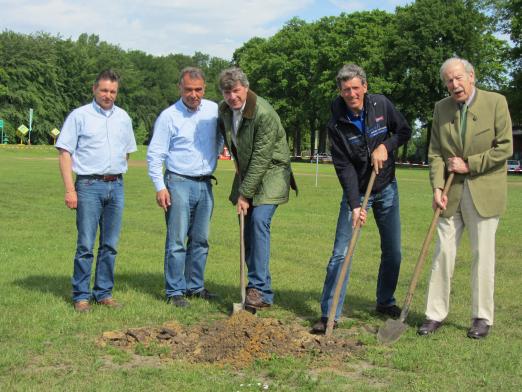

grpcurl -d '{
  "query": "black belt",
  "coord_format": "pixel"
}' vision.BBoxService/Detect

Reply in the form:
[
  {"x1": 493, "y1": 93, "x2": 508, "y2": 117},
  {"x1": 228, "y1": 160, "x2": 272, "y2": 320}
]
[
  {"x1": 77, "y1": 174, "x2": 122, "y2": 182},
  {"x1": 167, "y1": 171, "x2": 217, "y2": 185}
]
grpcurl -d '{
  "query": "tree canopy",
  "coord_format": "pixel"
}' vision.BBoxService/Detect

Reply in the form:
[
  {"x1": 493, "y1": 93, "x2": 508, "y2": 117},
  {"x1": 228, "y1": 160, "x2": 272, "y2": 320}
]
[
  {"x1": 0, "y1": 32, "x2": 230, "y2": 144},
  {"x1": 0, "y1": 0, "x2": 518, "y2": 160}
]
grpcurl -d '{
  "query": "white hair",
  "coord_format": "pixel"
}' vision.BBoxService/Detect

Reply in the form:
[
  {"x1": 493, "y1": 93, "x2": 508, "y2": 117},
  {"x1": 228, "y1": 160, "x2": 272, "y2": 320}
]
[{"x1": 439, "y1": 57, "x2": 475, "y2": 82}]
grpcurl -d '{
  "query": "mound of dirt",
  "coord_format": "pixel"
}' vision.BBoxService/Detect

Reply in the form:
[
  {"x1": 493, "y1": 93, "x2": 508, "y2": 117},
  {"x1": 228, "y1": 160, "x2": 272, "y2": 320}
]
[{"x1": 98, "y1": 311, "x2": 363, "y2": 368}]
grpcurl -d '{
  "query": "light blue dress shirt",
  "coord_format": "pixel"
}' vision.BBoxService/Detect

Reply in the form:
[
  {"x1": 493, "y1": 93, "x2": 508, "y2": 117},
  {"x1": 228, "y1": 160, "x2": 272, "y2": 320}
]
[
  {"x1": 147, "y1": 99, "x2": 223, "y2": 192},
  {"x1": 56, "y1": 100, "x2": 137, "y2": 175}
]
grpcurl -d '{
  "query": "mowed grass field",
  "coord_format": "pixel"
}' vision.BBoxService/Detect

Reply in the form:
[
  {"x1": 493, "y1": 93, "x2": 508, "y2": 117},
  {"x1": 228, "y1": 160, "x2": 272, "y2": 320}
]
[{"x1": 1, "y1": 145, "x2": 521, "y2": 391}]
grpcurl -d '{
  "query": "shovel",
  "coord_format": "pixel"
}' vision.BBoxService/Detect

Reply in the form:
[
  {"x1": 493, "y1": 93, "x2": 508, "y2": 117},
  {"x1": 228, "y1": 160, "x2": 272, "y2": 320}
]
[
  {"x1": 232, "y1": 210, "x2": 247, "y2": 314},
  {"x1": 325, "y1": 170, "x2": 377, "y2": 336},
  {"x1": 232, "y1": 210, "x2": 256, "y2": 314},
  {"x1": 377, "y1": 172, "x2": 454, "y2": 344}
]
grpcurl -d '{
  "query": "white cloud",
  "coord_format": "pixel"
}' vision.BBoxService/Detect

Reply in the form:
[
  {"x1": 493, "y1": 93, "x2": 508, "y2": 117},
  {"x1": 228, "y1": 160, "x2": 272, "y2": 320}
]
[{"x1": 0, "y1": 0, "x2": 314, "y2": 58}]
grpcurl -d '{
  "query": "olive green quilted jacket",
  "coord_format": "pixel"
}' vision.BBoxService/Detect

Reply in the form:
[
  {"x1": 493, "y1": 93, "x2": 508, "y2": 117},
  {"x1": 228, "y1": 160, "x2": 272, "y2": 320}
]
[{"x1": 218, "y1": 90, "x2": 297, "y2": 206}]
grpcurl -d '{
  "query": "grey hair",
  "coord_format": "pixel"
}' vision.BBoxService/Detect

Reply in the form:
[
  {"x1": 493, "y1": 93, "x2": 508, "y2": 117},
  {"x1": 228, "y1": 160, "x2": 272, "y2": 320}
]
[
  {"x1": 218, "y1": 67, "x2": 250, "y2": 92},
  {"x1": 179, "y1": 67, "x2": 206, "y2": 84},
  {"x1": 439, "y1": 57, "x2": 475, "y2": 82},
  {"x1": 336, "y1": 64, "x2": 367, "y2": 89}
]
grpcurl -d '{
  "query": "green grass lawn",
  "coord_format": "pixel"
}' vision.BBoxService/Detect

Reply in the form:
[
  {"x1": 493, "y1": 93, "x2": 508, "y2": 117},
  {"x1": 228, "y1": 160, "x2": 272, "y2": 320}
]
[{"x1": 1, "y1": 145, "x2": 521, "y2": 391}]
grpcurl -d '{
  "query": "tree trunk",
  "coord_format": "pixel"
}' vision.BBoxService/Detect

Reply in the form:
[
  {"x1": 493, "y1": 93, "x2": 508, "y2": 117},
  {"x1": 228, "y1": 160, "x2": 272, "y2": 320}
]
[{"x1": 293, "y1": 126, "x2": 301, "y2": 156}]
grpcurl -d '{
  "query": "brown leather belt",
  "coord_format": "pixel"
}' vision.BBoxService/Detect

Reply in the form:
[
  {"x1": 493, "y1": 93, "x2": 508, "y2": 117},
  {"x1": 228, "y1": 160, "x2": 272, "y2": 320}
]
[{"x1": 77, "y1": 174, "x2": 122, "y2": 182}]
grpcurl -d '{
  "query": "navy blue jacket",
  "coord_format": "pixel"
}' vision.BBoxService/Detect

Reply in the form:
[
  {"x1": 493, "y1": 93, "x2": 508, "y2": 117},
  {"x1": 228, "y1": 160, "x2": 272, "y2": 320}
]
[{"x1": 327, "y1": 94, "x2": 411, "y2": 209}]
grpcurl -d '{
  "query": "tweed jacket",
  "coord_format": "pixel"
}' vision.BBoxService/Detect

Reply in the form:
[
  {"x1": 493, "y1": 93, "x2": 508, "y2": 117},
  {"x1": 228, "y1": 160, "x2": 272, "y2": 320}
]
[
  {"x1": 218, "y1": 90, "x2": 296, "y2": 206},
  {"x1": 429, "y1": 88, "x2": 513, "y2": 218}
]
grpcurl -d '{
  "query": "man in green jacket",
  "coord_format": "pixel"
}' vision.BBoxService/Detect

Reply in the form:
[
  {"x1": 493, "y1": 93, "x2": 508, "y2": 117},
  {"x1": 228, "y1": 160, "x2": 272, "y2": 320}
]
[
  {"x1": 418, "y1": 57, "x2": 513, "y2": 339},
  {"x1": 218, "y1": 67, "x2": 296, "y2": 309}
]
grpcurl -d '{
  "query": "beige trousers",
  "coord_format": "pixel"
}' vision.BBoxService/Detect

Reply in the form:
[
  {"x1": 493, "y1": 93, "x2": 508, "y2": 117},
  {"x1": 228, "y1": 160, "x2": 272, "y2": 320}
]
[{"x1": 425, "y1": 181, "x2": 499, "y2": 325}]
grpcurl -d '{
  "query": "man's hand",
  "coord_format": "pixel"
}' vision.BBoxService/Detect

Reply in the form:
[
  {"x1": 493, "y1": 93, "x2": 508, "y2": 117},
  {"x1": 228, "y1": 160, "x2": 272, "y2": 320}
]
[
  {"x1": 371, "y1": 144, "x2": 388, "y2": 174},
  {"x1": 432, "y1": 188, "x2": 448, "y2": 211},
  {"x1": 156, "y1": 189, "x2": 171, "y2": 211},
  {"x1": 64, "y1": 190, "x2": 78, "y2": 209},
  {"x1": 236, "y1": 195, "x2": 250, "y2": 215},
  {"x1": 351, "y1": 207, "x2": 368, "y2": 228},
  {"x1": 447, "y1": 156, "x2": 469, "y2": 174}
]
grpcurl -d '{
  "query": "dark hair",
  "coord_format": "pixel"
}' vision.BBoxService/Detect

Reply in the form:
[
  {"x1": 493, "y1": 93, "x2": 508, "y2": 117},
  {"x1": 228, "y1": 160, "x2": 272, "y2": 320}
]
[{"x1": 95, "y1": 69, "x2": 120, "y2": 85}]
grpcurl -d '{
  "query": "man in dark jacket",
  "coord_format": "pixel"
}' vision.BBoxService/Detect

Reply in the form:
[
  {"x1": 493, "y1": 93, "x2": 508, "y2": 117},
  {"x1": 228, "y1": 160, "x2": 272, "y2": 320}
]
[
  {"x1": 312, "y1": 64, "x2": 411, "y2": 333},
  {"x1": 218, "y1": 67, "x2": 296, "y2": 309}
]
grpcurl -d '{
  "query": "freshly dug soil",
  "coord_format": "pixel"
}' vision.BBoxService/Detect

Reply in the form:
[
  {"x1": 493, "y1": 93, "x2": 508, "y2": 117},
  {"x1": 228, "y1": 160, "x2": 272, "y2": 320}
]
[{"x1": 98, "y1": 311, "x2": 363, "y2": 368}]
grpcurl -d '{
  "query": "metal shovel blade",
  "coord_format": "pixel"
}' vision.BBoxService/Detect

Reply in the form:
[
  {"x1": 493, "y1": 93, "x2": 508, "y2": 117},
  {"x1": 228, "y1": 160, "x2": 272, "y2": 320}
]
[
  {"x1": 377, "y1": 318, "x2": 408, "y2": 344},
  {"x1": 232, "y1": 302, "x2": 244, "y2": 314},
  {"x1": 231, "y1": 303, "x2": 256, "y2": 315}
]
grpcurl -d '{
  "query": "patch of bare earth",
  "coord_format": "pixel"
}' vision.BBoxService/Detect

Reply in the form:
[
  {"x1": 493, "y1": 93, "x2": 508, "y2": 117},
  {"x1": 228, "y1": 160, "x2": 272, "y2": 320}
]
[{"x1": 97, "y1": 311, "x2": 363, "y2": 368}]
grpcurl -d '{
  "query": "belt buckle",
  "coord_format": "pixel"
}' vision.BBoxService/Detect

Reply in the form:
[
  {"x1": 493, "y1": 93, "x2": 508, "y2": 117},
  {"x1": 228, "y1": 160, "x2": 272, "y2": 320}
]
[{"x1": 102, "y1": 175, "x2": 117, "y2": 181}]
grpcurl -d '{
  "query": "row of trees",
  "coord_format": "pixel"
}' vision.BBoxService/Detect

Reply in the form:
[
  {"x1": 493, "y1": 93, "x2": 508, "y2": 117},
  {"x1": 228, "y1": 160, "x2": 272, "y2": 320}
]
[
  {"x1": 0, "y1": 0, "x2": 520, "y2": 161},
  {"x1": 0, "y1": 32, "x2": 229, "y2": 145},
  {"x1": 234, "y1": 0, "x2": 518, "y2": 159}
]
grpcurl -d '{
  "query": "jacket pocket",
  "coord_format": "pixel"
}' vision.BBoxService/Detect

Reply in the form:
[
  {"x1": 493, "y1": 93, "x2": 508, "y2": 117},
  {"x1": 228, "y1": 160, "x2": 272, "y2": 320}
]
[{"x1": 258, "y1": 165, "x2": 290, "y2": 201}]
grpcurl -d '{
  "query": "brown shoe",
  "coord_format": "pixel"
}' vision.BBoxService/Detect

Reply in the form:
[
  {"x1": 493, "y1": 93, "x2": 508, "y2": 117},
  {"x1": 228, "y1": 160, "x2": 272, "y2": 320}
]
[
  {"x1": 97, "y1": 297, "x2": 123, "y2": 309},
  {"x1": 417, "y1": 319, "x2": 442, "y2": 336},
  {"x1": 467, "y1": 318, "x2": 490, "y2": 339},
  {"x1": 310, "y1": 317, "x2": 338, "y2": 334},
  {"x1": 245, "y1": 288, "x2": 271, "y2": 309},
  {"x1": 74, "y1": 300, "x2": 91, "y2": 313}
]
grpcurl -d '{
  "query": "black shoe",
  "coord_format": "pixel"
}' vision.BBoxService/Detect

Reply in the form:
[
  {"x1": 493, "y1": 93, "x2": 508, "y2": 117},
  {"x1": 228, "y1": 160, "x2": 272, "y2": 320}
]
[
  {"x1": 186, "y1": 289, "x2": 218, "y2": 300},
  {"x1": 417, "y1": 319, "x2": 442, "y2": 336},
  {"x1": 310, "y1": 317, "x2": 338, "y2": 334},
  {"x1": 168, "y1": 295, "x2": 190, "y2": 308},
  {"x1": 376, "y1": 304, "x2": 401, "y2": 318},
  {"x1": 467, "y1": 318, "x2": 490, "y2": 339}
]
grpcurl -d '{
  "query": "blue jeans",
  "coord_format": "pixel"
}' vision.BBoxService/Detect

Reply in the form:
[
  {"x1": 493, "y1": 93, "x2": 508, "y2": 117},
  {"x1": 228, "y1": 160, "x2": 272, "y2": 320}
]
[
  {"x1": 72, "y1": 177, "x2": 124, "y2": 302},
  {"x1": 164, "y1": 172, "x2": 214, "y2": 298},
  {"x1": 244, "y1": 204, "x2": 278, "y2": 304},
  {"x1": 320, "y1": 180, "x2": 402, "y2": 320}
]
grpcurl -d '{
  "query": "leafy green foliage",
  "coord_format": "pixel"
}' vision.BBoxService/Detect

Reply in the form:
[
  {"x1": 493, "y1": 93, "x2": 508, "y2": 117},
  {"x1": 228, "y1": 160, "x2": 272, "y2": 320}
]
[
  {"x1": 233, "y1": 1, "x2": 511, "y2": 157},
  {"x1": 0, "y1": 31, "x2": 231, "y2": 145},
  {"x1": 481, "y1": 0, "x2": 522, "y2": 124},
  {"x1": 0, "y1": 0, "x2": 517, "y2": 152}
]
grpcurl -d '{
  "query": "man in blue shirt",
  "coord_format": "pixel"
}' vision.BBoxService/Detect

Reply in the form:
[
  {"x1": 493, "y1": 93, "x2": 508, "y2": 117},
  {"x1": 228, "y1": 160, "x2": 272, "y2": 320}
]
[
  {"x1": 56, "y1": 69, "x2": 137, "y2": 313},
  {"x1": 147, "y1": 67, "x2": 222, "y2": 308}
]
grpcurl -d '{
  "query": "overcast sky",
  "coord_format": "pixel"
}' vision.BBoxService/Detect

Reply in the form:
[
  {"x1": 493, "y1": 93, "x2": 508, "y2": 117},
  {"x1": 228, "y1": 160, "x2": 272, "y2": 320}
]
[{"x1": 0, "y1": 0, "x2": 412, "y2": 59}]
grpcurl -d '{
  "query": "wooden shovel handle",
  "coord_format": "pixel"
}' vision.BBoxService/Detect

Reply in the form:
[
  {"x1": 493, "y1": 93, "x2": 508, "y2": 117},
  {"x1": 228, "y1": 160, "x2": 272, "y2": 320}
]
[
  {"x1": 325, "y1": 171, "x2": 377, "y2": 336},
  {"x1": 240, "y1": 210, "x2": 246, "y2": 305},
  {"x1": 399, "y1": 172, "x2": 455, "y2": 322}
]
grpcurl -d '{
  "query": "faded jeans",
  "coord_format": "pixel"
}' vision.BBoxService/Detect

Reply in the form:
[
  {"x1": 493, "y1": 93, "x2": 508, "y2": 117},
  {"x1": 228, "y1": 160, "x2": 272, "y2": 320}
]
[
  {"x1": 320, "y1": 180, "x2": 402, "y2": 320},
  {"x1": 164, "y1": 172, "x2": 214, "y2": 298},
  {"x1": 72, "y1": 177, "x2": 124, "y2": 302}
]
